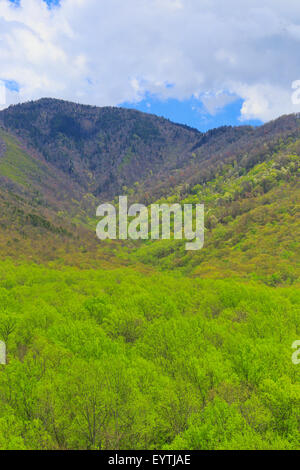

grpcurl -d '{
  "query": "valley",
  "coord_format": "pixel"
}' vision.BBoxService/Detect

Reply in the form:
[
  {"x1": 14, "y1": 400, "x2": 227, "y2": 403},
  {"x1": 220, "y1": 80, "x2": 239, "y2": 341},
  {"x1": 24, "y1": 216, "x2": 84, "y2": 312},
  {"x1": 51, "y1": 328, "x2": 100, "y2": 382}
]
[{"x1": 0, "y1": 100, "x2": 299, "y2": 450}]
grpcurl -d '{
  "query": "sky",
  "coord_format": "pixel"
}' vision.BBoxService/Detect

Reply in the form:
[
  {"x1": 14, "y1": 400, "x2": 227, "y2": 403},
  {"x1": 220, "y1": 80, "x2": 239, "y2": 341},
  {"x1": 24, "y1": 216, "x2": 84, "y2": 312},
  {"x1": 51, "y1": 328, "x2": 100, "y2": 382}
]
[{"x1": 1, "y1": 0, "x2": 300, "y2": 131}]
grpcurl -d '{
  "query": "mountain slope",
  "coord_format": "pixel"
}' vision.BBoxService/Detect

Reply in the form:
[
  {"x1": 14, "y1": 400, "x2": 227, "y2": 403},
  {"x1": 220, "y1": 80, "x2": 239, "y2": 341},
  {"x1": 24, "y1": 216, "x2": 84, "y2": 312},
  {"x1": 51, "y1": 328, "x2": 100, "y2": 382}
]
[
  {"x1": 0, "y1": 99, "x2": 299, "y2": 283},
  {"x1": 132, "y1": 146, "x2": 299, "y2": 285},
  {"x1": 0, "y1": 100, "x2": 299, "y2": 451},
  {"x1": 0, "y1": 99, "x2": 203, "y2": 198},
  {"x1": 1, "y1": 100, "x2": 299, "y2": 205}
]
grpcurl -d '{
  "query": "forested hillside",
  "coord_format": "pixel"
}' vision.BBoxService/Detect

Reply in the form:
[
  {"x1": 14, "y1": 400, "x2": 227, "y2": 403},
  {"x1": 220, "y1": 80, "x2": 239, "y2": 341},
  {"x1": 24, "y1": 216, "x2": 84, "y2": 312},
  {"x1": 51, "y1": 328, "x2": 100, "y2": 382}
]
[
  {"x1": 0, "y1": 100, "x2": 299, "y2": 450},
  {"x1": 0, "y1": 99, "x2": 202, "y2": 198}
]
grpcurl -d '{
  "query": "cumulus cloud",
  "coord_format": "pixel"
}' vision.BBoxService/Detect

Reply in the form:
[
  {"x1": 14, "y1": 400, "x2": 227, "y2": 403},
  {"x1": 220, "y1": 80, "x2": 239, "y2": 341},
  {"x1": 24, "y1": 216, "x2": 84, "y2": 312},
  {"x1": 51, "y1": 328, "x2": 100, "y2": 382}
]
[{"x1": 0, "y1": 0, "x2": 300, "y2": 120}]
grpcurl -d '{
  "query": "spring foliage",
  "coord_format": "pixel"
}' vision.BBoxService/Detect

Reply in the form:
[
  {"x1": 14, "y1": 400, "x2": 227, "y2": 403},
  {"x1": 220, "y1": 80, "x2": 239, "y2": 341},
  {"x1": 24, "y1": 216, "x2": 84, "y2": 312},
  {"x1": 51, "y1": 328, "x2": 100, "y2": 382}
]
[{"x1": 0, "y1": 262, "x2": 299, "y2": 450}]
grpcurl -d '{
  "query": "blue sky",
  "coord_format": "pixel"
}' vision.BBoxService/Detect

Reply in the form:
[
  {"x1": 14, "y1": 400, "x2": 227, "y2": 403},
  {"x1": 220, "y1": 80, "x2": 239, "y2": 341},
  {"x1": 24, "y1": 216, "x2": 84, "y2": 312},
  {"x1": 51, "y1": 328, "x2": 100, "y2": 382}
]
[
  {"x1": 2, "y1": 0, "x2": 300, "y2": 131},
  {"x1": 123, "y1": 95, "x2": 262, "y2": 132},
  {"x1": 9, "y1": 0, "x2": 59, "y2": 6}
]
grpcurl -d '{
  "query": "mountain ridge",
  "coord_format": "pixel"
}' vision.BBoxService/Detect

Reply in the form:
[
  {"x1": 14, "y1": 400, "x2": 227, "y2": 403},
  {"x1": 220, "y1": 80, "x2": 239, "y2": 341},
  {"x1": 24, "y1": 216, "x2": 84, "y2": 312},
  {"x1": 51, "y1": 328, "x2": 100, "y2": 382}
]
[
  {"x1": 0, "y1": 99, "x2": 298, "y2": 283},
  {"x1": 1, "y1": 100, "x2": 299, "y2": 202},
  {"x1": 0, "y1": 99, "x2": 299, "y2": 451}
]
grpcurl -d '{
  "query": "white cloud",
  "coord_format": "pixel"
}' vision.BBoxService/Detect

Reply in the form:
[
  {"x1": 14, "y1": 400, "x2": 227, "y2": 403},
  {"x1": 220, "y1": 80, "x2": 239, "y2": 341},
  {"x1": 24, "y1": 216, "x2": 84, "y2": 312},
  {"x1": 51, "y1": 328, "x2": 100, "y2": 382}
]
[
  {"x1": 0, "y1": 0, "x2": 300, "y2": 121},
  {"x1": 201, "y1": 91, "x2": 237, "y2": 116}
]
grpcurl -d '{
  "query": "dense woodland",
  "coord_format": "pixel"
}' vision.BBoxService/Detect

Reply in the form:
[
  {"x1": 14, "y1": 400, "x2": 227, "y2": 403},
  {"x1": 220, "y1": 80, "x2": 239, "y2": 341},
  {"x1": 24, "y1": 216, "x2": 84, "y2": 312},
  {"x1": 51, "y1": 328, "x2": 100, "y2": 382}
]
[{"x1": 0, "y1": 100, "x2": 299, "y2": 450}]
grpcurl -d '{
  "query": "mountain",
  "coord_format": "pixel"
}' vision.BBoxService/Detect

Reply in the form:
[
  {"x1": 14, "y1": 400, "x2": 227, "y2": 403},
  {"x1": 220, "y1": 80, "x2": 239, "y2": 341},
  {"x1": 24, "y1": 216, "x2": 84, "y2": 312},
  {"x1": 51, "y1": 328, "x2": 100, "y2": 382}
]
[
  {"x1": 0, "y1": 98, "x2": 203, "y2": 199},
  {"x1": 1, "y1": 99, "x2": 299, "y2": 204},
  {"x1": 0, "y1": 100, "x2": 299, "y2": 450},
  {"x1": 0, "y1": 99, "x2": 299, "y2": 279}
]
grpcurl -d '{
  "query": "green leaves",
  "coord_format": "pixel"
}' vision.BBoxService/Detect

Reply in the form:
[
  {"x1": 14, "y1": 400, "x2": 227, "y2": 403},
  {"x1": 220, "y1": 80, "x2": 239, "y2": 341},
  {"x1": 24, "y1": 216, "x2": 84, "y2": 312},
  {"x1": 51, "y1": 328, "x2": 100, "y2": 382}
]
[{"x1": 0, "y1": 263, "x2": 299, "y2": 449}]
